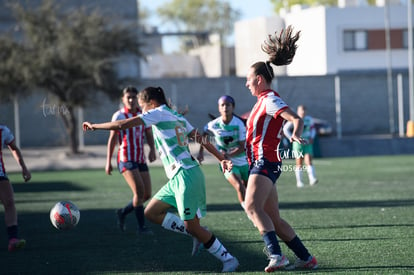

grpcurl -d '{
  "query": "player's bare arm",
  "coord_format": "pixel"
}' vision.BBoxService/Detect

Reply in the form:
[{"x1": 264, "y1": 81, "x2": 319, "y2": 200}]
[
  {"x1": 8, "y1": 141, "x2": 31, "y2": 182},
  {"x1": 105, "y1": 130, "x2": 118, "y2": 175},
  {"x1": 280, "y1": 108, "x2": 305, "y2": 144},
  {"x1": 145, "y1": 128, "x2": 157, "y2": 162},
  {"x1": 190, "y1": 129, "x2": 232, "y2": 172},
  {"x1": 225, "y1": 141, "x2": 245, "y2": 159},
  {"x1": 83, "y1": 116, "x2": 144, "y2": 131}
]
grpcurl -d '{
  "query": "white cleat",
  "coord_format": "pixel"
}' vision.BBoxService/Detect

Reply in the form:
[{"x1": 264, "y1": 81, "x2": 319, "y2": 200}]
[
  {"x1": 264, "y1": 254, "x2": 289, "y2": 272},
  {"x1": 222, "y1": 257, "x2": 239, "y2": 272},
  {"x1": 310, "y1": 178, "x2": 318, "y2": 186}
]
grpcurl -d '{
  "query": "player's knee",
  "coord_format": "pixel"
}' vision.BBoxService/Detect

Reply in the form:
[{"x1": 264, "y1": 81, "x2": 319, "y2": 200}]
[
  {"x1": 244, "y1": 201, "x2": 257, "y2": 217},
  {"x1": 143, "y1": 207, "x2": 156, "y2": 222},
  {"x1": 2, "y1": 198, "x2": 15, "y2": 210}
]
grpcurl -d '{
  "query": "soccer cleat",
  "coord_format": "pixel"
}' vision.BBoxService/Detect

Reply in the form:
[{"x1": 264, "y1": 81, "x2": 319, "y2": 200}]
[
  {"x1": 310, "y1": 178, "x2": 318, "y2": 186},
  {"x1": 137, "y1": 226, "x2": 153, "y2": 235},
  {"x1": 296, "y1": 181, "x2": 304, "y2": 188},
  {"x1": 264, "y1": 254, "x2": 289, "y2": 272},
  {"x1": 286, "y1": 256, "x2": 318, "y2": 270},
  {"x1": 116, "y1": 209, "x2": 126, "y2": 232},
  {"x1": 222, "y1": 257, "x2": 239, "y2": 272},
  {"x1": 8, "y1": 238, "x2": 26, "y2": 252}
]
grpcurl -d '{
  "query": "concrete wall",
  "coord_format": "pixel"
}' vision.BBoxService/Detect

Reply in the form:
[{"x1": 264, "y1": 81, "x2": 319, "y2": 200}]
[
  {"x1": 0, "y1": 72, "x2": 411, "y2": 149},
  {"x1": 319, "y1": 136, "x2": 414, "y2": 157}
]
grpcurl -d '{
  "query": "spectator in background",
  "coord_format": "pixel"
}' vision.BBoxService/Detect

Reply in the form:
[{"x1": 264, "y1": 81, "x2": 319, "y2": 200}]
[{"x1": 283, "y1": 105, "x2": 318, "y2": 188}]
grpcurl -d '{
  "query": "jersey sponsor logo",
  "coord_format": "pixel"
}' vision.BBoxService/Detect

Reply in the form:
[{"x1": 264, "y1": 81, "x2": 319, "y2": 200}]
[{"x1": 223, "y1": 136, "x2": 234, "y2": 145}]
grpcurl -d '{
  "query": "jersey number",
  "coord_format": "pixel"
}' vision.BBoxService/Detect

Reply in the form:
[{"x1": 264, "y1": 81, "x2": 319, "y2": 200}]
[{"x1": 175, "y1": 125, "x2": 188, "y2": 146}]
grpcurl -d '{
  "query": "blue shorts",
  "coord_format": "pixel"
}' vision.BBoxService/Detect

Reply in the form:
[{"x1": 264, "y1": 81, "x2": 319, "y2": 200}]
[
  {"x1": 249, "y1": 159, "x2": 282, "y2": 184},
  {"x1": 118, "y1": 161, "x2": 149, "y2": 173},
  {"x1": 0, "y1": 176, "x2": 9, "y2": 181}
]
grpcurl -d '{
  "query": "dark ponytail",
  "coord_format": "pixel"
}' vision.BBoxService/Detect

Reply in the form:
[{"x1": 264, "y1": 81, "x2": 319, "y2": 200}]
[
  {"x1": 138, "y1": 86, "x2": 171, "y2": 108},
  {"x1": 251, "y1": 25, "x2": 300, "y2": 83}
]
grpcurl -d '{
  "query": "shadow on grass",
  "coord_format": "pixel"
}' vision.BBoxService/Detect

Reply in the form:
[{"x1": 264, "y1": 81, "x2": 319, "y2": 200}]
[
  {"x1": 299, "y1": 223, "x2": 414, "y2": 230},
  {"x1": 207, "y1": 199, "x2": 414, "y2": 212},
  {"x1": 319, "y1": 266, "x2": 414, "y2": 273},
  {"x1": 3, "y1": 208, "x2": 413, "y2": 274},
  {"x1": 2, "y1": 209, "x2": 266, "y2": 274},
  {"x1": 13, "y1": 181, "x2": 89, "y2": 193}
]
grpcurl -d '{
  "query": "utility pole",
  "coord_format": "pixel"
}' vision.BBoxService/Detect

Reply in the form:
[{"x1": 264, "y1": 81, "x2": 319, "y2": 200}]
[
  {"x1": 136, "y1": 0, "x2": 142, "y2": 78},
  {"x1": 384, "y1": 0, "x2": 395, "y2": 135},
  {"x1": 408, "y1": 0, "x2": 414, "y2": 137}
]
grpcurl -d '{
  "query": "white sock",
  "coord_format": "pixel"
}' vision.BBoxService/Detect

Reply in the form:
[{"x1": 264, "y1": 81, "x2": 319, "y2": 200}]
[
  {"x1": 307, "y1": 165, "x2": 316, "y2": 181},
  {"x1": 295, "y1": 167, "x2": 302, "y2": 183},
  {"x1": 207, "y1": 238, "x2": 234, "y2": 262},
  {"x1": 161, "y1": 212, "x2": 190, "y2": 236}
]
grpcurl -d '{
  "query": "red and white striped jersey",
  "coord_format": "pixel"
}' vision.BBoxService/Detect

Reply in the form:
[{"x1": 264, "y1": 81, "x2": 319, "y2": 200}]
[
  {"x1": 0, "y1": 125, "x2": 14, "y2": 176},
  {"x1": 111, "y1": 107, "x2": 147, "y2": 164},
  {"x1": 245, "y1": 90, "x2": 288, "y2": 164}
]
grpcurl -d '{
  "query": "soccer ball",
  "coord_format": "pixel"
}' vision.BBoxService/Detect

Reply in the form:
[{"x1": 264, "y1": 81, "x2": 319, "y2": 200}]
[{"x1": 50, "y1": 201, "x2": 80, "y2": 230}]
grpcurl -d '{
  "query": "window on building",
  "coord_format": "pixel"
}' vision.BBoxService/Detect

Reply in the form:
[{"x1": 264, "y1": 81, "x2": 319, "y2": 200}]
[
  {"x1": 344, "y1": 30, "x2": 367, "y2": 51},
  {"x1": 344, "y1": 28, "x2": 408, "y2": 51},
  {"x1": 403, "y1": 29, "x2": 408, "y2": 49}
]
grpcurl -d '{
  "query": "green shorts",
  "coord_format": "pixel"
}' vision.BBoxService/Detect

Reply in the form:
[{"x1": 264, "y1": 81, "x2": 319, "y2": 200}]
[
  {"x1": 153, "y1": 165, "x2": 206, "y2": 221},
  {"x1": 292, "y1": 142, "x2": 314, "y2": 158},
  {"x1": 221, "y1": 164, "x2": 249, "y2": 182}
]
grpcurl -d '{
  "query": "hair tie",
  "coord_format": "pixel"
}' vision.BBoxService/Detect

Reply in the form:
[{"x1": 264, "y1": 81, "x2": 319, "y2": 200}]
[{"x1": 264, "y1": 62, "x2": 272, "y2": 79}]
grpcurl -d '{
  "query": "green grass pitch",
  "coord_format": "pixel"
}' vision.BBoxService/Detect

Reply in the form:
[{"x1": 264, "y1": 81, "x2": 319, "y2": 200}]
[{"x1": 2, "y1": 155, "x2": 414, "y2": 274}]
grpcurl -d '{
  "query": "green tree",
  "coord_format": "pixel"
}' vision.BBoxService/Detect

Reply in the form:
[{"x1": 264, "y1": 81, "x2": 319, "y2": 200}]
[
  {"x1": 270, "y1": 0, "x2": 378, "y2": 13},
  {"x1": 157, "y1": 0, "x2": 241, "y2": 51},
  {"x1": 3, "y1": 0, "x2": 142, "y2": 154},
  {"x1": 0, "y1": 37, "x2": 29, "y2": 101},
  {"x1": 270, "y1": 0, "x2": 337, "y2": 13}
]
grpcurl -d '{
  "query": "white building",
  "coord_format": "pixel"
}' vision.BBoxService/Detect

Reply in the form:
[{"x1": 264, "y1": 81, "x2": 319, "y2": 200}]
[
  {"x1": 234, "y1": 16, "x2": 285, "y2": 77},
  {"x1": 235, "y1": 2, "x2": 411, "y2": 76}
]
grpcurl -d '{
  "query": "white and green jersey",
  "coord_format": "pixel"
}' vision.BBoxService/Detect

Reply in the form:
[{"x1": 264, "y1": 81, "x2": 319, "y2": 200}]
[
  {"x1": 283, "y1": 115, "x2": 316, "y2": 142},
  {"x1": 301, "y1": 115, "x2": 316, "y2": 141},
  {"x1": 204, "y1": 116, "x2": 248, "y2": 166},
  {"x1": 139, "y1": 104, "x2": 198, "y2": 179}
]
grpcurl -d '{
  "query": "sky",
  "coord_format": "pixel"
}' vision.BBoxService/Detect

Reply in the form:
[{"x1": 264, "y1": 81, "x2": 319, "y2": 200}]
[{"x1": 140, "y1": 0, "x2": 275, "y2": 53}]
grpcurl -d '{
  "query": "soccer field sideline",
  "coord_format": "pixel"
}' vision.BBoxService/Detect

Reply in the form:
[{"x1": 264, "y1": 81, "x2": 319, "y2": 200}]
[{"x1": 3, "y1": 144, "x2": 218, "y2": 173}]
